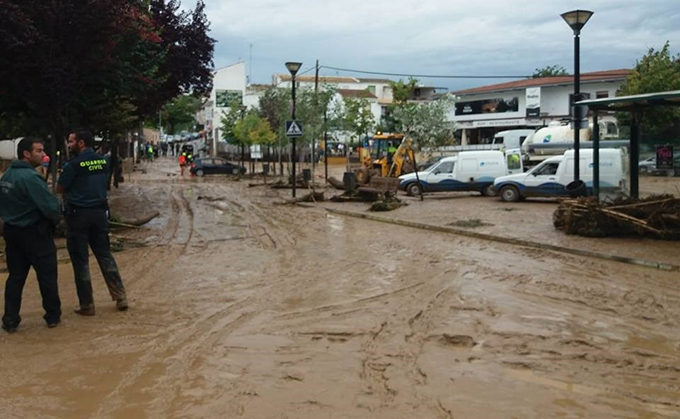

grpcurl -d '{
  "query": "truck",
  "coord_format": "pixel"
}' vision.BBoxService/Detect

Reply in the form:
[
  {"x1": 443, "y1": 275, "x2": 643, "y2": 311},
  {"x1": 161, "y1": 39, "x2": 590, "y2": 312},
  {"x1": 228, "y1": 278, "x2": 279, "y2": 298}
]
[
  {"x1": 521, "y1": 120, "x2": 623, "y2": 167},
  {"x1": 493, "y1": 148, "x2": 627, "y2": 202},
  {"x1": 398, "y1": 149, "x2": 523, "y2": 197},
  {"x1": 492, "y1": 129, "x2": 536, "y2": 150}
]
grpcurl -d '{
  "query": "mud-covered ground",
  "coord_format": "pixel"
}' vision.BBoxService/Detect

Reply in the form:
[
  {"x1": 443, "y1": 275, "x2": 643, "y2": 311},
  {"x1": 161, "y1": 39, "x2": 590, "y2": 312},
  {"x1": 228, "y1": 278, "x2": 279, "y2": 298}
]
[{"x1": 1, "y1": 158, "x2": 679, "y2": 419}]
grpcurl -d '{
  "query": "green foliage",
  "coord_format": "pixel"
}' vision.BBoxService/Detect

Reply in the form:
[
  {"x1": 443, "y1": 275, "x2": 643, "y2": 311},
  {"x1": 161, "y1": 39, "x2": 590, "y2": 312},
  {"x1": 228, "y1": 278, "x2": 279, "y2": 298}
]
[
  {"x1": 293, "y1": 85, "x2": 337, "y2": 145},
  {"x1": 161, "y1": 95, "x2": 201, "y2": 134},
  {"x1": 257, "y1": 86, "x2": 291, "y2": 147},
  {"x1": 387, "y1": 77, "x2": 455, "y2": 147},
  {"x1": 616, "y1": 41, "x2": 680, "y2": 138},
  {"x1": 220, "y1": 99, "x2": 245, "y2": 143},
  {"x1": 0, "y1": 0, "x2": 214, "y2": 140},
  {"x1": 392, "y1": 96, "x2": 455, "y2": 147},
  {"x1": 389, "y1": 78, "x2": 418, "y2": 105},
  {"x1": 342, "y1": 97, "x2": 375, "y2": 141},
  {"x1": 532, "y1": 65, "x2": 568, "y2": 78},
  {"x1": 233, "y1": 111, "x2": 276, "y2": 146}
]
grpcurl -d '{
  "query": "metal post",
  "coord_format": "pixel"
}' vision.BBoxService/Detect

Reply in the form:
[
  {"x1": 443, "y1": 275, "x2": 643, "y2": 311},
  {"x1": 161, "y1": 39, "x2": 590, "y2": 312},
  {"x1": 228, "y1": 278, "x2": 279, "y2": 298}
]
[
  {"x1": 324, "y1": 110, "x2": 328, "y2": 183},
  {"x1": 313, "y1": 60, "x2": 319, "y2": 178},
  {"x1": 573, "y1": 31, "x2": 581, "y2": 181},
  {"x1": 291, "y1": 73, "x2": 297, "y2": 198},
  {"x1": 592, "y1": 111, "x2": 600, "y2": 199},
  {"x1": 630, "y1": 110, "x2": 640, "y2": 199}
]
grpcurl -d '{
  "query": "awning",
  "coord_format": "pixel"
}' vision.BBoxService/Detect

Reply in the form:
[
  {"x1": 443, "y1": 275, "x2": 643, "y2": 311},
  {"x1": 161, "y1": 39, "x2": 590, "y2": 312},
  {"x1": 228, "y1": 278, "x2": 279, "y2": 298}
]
[{"x1": 576, "y1": 90, "x2": 680, "y2": 111}]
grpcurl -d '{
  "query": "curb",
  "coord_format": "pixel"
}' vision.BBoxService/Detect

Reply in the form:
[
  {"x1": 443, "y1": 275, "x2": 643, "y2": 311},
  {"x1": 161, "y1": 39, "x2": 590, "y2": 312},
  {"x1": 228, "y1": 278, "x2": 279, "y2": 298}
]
[{"x1": 324, "y1": 207, "x2": 679, "y2": 273}]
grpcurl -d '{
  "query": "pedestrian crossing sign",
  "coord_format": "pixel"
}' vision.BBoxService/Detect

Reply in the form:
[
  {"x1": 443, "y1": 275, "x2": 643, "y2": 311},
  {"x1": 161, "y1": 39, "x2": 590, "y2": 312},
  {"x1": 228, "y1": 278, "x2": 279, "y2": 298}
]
[{"x1": 285, "y1": 120, "x2": 303, "y2": 137}]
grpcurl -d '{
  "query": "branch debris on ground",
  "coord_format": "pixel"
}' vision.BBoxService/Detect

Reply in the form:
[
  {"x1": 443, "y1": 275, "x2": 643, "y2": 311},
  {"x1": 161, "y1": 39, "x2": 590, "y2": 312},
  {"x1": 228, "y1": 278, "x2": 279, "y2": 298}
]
[{"x1": 553, "y1": 195, "x2": 680, "y2": 239}]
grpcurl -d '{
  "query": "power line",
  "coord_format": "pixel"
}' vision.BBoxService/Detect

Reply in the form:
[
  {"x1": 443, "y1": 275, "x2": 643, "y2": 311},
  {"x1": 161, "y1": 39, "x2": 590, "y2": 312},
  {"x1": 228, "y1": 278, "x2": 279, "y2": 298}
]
[{"x1": 320, "y1": 65, "x2": 532, "y2": 80}]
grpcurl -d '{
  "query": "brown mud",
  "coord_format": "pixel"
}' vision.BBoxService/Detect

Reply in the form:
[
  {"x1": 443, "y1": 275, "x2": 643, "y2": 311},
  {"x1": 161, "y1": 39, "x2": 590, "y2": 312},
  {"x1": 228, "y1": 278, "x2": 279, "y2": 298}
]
[{"x1": 1, "y1": 158, "x2": 679, "y2": 419}]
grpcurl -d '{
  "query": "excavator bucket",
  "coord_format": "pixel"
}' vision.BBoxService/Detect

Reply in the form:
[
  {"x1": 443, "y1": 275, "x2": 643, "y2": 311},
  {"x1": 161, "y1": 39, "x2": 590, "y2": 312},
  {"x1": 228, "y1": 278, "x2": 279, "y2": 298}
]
[{"x1": 356, "y1": 177, "x2": 401, "y2": 200}]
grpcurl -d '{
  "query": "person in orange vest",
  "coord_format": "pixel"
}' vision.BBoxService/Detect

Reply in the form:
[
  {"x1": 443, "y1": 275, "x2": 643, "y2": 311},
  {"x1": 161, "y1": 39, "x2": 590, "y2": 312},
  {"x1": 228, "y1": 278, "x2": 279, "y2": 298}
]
[{"x1": 178, "y1": 153, "x2": 187, "y2": 176}]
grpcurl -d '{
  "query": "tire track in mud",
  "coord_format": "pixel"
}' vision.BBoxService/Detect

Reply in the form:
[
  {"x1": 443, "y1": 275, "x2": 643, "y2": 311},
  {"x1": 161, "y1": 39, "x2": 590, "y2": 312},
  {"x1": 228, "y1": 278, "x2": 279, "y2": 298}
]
[
  {"x1": 352, "y1": 268, "x2": 463, "y2": 414},
  {"x1": 90, "y1": 297, "x2": 258, "y2": 419}
]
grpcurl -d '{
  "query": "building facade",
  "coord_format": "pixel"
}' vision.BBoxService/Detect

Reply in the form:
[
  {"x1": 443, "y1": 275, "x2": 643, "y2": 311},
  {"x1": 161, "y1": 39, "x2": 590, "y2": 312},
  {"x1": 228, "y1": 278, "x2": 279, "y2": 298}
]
[{"x1": 449, "y1": 69, "x2": 630, "y2": 144}]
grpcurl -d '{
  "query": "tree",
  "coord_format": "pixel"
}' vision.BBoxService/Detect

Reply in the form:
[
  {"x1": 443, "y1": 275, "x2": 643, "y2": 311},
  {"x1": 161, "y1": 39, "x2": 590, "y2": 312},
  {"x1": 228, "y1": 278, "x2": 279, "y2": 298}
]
[
  {"x1": 532, "y1": 65, "x2": 568, "y2": 78},
  {"x1": 257, "y1": 86, "x2": 291, "y2": 147},
  {"x1": 161, "y1": 95, "x2": 201, "y2": 134},
  {"x1": 0, "y1": 0, "x2": 214, "y2": 137},
  {"x1": 342, "y1": 97, "x2": 375, "y2": 143},
  {"x1": 389, "y1": 78, "x2": 418, "y2": 105},
  {"x1": 220, "y1": 99, "x2": 244, "y2": 143},
  {"x1": 392, "y1": 96, "x2": 455, "y2": 148},
  {"x1": 386, "y1": 78, "x2": 455, "y2": 148},
  {"x1": 138, "y1": 0, "x2": 215, "y2": 118},
  {"x1": 616, "y1": 41, "x2": 680, "y2": 138}
]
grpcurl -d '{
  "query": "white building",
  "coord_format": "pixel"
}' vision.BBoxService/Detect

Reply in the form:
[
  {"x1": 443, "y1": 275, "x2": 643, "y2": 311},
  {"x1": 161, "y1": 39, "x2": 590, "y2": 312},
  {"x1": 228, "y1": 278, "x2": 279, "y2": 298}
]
[
  {"x1": 204, "y1": 61, "x2": 247, "y2": 154},
  {"x1": 449, "y1": 69, "x2": 630, "y2": 144}
]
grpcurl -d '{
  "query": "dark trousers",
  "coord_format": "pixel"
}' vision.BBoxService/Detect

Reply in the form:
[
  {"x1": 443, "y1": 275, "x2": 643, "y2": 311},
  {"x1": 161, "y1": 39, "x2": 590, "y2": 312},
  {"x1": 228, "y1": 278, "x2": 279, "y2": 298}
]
[
  {"x1": 66, "y1": 208, "x2": 126, "y2": 307},
  {"x1": 2, "y1": 221, "x2": 61, "y2": 328}
]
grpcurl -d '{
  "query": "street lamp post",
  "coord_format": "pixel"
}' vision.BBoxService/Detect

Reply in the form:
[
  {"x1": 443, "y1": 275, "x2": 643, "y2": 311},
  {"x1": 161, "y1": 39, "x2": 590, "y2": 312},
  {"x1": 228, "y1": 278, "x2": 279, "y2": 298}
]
[
  {"x1": 285, "y1": 61, "x2": 302, "y2": 198},
  {"x1": 561, "y1": 9, "x2": 593, "y2": 183}
]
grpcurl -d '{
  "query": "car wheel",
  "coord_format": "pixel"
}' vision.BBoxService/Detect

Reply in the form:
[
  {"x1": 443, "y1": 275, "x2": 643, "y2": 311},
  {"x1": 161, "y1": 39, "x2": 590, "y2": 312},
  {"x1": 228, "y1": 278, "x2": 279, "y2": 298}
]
[
  {"x1": 406, "y1": 182, "x2": 423, "y2": 197},
  {"x1": 232, "y1": 168, "x2": 240, "y2": 175},
  {"x1": 666, "y1": 169, "x2": 676, "y2": 177},
  {"x1": 196, "y1": 169, "x2": 204, "y2": 177},
  {"x1": 500, "y1": 185, "x2": 520, "y2": 202},
  {"x1": 481, "y1": 184, "x2": 497, "y2": 197}
]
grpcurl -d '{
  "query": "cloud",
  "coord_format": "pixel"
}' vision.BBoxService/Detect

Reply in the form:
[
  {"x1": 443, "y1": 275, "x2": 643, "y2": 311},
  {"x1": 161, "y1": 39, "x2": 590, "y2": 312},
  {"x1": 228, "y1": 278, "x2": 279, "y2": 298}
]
[{"x1": 183, "y1": 0, "x2": 680, "y2": 90}]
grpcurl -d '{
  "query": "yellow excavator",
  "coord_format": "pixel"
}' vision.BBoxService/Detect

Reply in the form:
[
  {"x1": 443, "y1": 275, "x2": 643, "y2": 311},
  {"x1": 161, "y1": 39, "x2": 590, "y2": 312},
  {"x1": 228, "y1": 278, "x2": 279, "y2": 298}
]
[{"x1": 355, "y1": 133, "x2": 416, "y2": 184}]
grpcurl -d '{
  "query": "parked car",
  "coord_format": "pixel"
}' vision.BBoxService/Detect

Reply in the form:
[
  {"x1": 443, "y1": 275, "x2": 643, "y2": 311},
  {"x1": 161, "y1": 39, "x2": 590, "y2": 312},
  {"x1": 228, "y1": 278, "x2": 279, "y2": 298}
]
[
  {"x1": 190, "y1": 157, "x2": 246, "y2": 176},
  {"x1": 493, "y1": 148, "x2": 626, "y2": 202},
  {"x1": 638, "y1": 156, "x2": 656, "y2": 174},
  {"x1": 398, "y1": 150, "x2": 523, "y2": 197},
  {"x1": 649, "y1": 156, "x2": 680, "y2": 177}
]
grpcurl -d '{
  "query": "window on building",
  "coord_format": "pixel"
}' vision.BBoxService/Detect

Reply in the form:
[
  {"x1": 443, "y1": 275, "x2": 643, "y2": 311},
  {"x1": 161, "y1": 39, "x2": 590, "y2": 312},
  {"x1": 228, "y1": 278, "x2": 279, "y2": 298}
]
[
  {"x1": 596, "y1": 91, "x2": 609, "y2": 99},
  {"x1": 367, "y1": 85, "x2": 376, "y2": 95}
]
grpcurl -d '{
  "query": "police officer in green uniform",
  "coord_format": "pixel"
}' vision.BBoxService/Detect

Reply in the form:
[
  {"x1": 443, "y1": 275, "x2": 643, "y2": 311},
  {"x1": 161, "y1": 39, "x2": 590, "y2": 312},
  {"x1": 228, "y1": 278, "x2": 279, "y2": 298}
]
[
  {"x1": 0, "y1": 137, "x2": 62, "y2": 333},
  {"x1": 57, "y1": 129, "x2": 128, "y2": 315}
]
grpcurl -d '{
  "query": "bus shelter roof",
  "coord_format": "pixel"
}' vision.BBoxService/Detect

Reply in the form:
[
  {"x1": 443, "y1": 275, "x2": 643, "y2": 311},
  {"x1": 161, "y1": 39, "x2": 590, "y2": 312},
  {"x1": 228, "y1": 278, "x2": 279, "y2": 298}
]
[{"x1": 576, "y1": 90, "x2": 680, "y2": 112}]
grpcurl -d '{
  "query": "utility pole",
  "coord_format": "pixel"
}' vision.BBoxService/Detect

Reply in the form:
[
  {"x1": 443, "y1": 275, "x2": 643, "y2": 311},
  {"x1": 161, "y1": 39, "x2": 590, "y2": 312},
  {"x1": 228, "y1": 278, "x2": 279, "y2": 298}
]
[{"x1": 313, "y1": 59, "x2": 319, "y2": 179}]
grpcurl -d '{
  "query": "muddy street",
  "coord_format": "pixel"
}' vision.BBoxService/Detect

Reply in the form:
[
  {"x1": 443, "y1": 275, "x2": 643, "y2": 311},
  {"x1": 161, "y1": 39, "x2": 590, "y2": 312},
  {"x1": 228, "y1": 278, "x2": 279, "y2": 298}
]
[{"x1": 1, "y1": 159, "x2": 679, "y2": 419}]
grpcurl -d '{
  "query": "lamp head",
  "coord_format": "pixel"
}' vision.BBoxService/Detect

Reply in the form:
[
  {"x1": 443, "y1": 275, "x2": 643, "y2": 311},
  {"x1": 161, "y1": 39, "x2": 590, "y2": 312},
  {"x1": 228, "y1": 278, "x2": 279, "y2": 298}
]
[
  {"x1": 561, "y1": 10, "x2": 593, "y2": 34},
  {"x1": 285, "y1": 62, "x2": 303, "y2": 76}
]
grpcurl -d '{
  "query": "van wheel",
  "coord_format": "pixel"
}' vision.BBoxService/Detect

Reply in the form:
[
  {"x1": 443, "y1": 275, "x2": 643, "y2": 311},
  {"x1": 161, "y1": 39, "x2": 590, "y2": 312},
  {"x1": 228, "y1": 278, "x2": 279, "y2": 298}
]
[
  {"x1": 407, "y1": 182, "x2": 423, "y2": 197},
  {"x1": 666, "y1": 169, "x2": 676, "y2": 177},
  {"x1": 481, "y1": 184, "x2": 497, "y2": 197},
  {"x1": 196, "y1": 169, "x2": 204, "y2": 177},
  {"x1": 500, "y1": 185, "x2": 520, "y2": 202}
]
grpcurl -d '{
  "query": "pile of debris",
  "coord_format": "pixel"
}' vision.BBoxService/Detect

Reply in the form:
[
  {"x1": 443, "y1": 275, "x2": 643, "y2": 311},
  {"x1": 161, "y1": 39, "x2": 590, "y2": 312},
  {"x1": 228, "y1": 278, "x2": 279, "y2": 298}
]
[
  {"x1": 553, "y1": 195, "x2": 680, "y2": 240},
  {"x1": 369, "y1": 193, "x2": 407, "y2": 212}
]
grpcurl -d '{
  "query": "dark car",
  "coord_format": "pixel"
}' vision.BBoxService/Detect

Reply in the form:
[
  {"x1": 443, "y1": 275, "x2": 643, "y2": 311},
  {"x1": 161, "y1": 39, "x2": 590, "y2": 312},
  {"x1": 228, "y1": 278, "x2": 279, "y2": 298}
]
[{"x1": 190, "y1": 157, "x2": 246, "y2": 176}]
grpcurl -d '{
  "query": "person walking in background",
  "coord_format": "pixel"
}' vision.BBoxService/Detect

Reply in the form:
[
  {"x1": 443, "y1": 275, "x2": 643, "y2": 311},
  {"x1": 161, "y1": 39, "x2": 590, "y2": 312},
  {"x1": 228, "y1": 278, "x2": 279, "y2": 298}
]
[
  {"x1": 0, "y1": 137, "x2": 62, "y2": 333},
  {"x1": 57, "y1": 129, "x2": 128, "y2": 316},
  {"x1": 178, "y1": 152, "x2": 187, "y2": 176}
]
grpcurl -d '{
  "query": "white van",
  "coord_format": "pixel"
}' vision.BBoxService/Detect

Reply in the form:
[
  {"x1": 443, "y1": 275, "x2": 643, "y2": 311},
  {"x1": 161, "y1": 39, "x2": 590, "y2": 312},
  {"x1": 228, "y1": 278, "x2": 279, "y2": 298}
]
[
  {"x1": 399, "y1": 150, "x2": 523, "y2": 196},
  {"x1": 493, "y1": 129, "x2": 536, "y2": 150},
  {"x1": 493, "y1": 148, "x2": 626, "y2": 202}
]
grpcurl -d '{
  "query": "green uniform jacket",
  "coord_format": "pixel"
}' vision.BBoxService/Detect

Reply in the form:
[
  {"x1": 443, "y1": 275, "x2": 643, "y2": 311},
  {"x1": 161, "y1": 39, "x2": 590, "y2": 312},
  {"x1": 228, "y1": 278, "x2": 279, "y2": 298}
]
[{"x1": 0, "y1": 160, "x2": 61, "y2": 227}]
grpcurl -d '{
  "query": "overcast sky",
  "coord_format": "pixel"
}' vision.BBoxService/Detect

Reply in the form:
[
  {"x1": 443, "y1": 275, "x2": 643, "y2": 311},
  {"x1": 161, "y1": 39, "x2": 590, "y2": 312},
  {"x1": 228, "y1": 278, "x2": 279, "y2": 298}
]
[{"x1": 181, "y1": 0, "x2": 680, "y2": 91}]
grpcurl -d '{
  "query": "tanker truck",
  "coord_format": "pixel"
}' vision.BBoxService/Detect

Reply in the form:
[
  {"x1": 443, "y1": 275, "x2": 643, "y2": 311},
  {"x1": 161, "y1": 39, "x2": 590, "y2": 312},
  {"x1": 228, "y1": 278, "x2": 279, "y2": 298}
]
[{"x1": 521, "y1": 120, "x2": 624, "y2": 168}]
